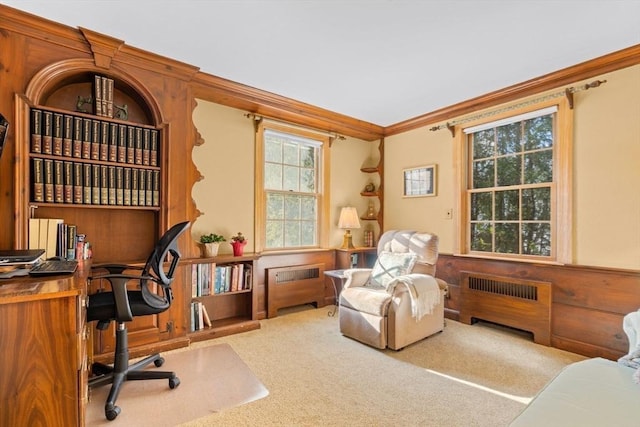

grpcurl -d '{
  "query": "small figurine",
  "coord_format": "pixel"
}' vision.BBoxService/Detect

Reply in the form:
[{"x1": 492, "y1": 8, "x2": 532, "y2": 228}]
[{"x1": 364, "y1": 182, "x2": 375, "y2": 193}]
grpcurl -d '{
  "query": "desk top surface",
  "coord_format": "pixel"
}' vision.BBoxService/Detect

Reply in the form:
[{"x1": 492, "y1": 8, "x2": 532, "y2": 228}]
[{"x1": 0, "y1": 261, "x2": 89, "y2": 304}]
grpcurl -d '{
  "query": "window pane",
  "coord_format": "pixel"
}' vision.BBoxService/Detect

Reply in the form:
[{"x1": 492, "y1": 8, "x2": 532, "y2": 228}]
[
  {"x1": 265, "y1": 163, "x2": 282, "y2": 190},
  {"x1": 471, "y1": 192, "x2": 492, "y2": 221},
  {"x1": 301, "y1": 221, "x2": 316, "y2": 246},
  {"x1": 496, "y1": 122, "x2": 522, "y2": 155},
  {"x1": 496, "y1": 154, "x2": 521, "y2": 187},
  {"x1": 524, "y1": 150, "x2": 553, "y2": 184},
  {"x1": 300, "y1": 146, "x2": 315, "y2": 168},
  {"x1": 283, "y1": 165, "x2": 299, "y2": 191},
  {"x1": 265, "y1": 139, "x2": 282, "y2": 163},
  {"x1": 300, "y1": 195, "x2": 316, "y2": 221},
  {"x1": 473, "y1": 129, "x2": 495, "y2": 159},
  {"x1": 283, "y1": 142, "x2": 299, "y2": 166},
  {"x1": 284, "y1": 221, "x2": 301, "y2": 247},
  {"x1": 300, "y1": 168, "x2": 315, "y2": 192},
  {"x1": 522, "y1": 187, "x2": 550, "y2": 220},
  {"x1": 284, "y1": 195, "x2": 300, "y2": 219},
  {"x1": 495, "y1": 190, "x2": 519, "y2": 221},
  {"x1": 266, "y1": 220, "x2": 283, "y2": 248},
  {"x1": 266, "y1": 193, "x2": 284, "y2": 219},
  {"x1": 470, "y1": 223, "x2": 492, "y2": 252},
  {"x1": 473, "y1": 159, "x2": 494, "y2": 189},
  {"x1": 524, "y1": 115, "x2": 553, "y2": 150},
  {"x1": 495, "y1": 223, "x2": 519, "y2": 254},
  {"x1": 522, "y1": 223, "x2": 551, "y2": 256}
]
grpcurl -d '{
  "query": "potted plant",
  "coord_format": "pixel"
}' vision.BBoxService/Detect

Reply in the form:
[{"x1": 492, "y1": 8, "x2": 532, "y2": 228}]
[
  {"x1": 230, "y1": 232, "x2": 247, "y2": 256},
  {"x1": 199, "y1": 233, "x2": 226, "y2": 257}
]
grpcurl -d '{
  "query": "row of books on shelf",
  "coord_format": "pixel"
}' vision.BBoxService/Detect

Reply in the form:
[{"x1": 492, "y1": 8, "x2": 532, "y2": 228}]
[
  {"x1": 190, "y1": 301, "x2": 212, "y2": 332},
  {"x1": 191, "y1": 263, "x2": 253, "y2": 297},
  {"x1": 30, "y1": 107, "x2": 159, "y2": 166},
  {"x1": 31, "y1": 158, "x2": 159, "y2": 206},
  {"x1": 28, "y1": 218, "x2": 92, "y2": 260}
]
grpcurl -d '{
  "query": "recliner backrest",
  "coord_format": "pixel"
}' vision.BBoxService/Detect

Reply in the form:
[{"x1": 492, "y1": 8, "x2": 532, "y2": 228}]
[{"x1": 377, "y1": 230, "x2": 439, "y2": 276}]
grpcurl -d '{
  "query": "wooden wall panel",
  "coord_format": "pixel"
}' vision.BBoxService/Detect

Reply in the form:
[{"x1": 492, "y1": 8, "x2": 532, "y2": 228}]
[{"x1": 436, "y1": 254, "x2": 640, "y2": 360}]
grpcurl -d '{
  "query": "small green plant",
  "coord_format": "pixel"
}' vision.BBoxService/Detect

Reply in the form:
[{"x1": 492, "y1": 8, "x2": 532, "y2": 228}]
[{"x1": 199, "y1": 233, "x2": 226, "y2": 244}]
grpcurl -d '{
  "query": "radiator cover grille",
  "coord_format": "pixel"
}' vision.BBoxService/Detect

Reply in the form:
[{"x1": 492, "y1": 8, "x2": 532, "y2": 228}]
[
  {"x1": 275, "y1": 267, "x2": 320, "y2": 284},
  {"x1": 467, "y1": 276, "x2": 538, "y2": 301}
]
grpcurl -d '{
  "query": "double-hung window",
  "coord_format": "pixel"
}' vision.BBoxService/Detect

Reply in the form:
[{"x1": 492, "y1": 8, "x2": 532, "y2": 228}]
[
  {"x1": 457, "y1": 99, "x2": 572, "y2": 262},
  {"x1": 256, "y1": 123, "x2": 329, "y2": 251}
]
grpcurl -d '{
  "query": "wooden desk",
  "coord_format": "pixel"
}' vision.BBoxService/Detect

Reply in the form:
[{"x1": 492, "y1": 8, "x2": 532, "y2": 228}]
[{"x1": 0, "y1": 264, "x2": 89, "y2": 427}]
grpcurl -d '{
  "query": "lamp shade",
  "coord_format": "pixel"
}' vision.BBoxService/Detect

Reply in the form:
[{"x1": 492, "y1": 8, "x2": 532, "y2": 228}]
[{"x1": 338, "y1": 207, "x2": 361, "y2": 230}]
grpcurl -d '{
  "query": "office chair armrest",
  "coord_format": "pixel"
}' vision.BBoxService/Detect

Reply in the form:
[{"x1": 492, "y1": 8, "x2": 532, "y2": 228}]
[
  {"x1": 91, "y1": 273, "x2": 157, "y2": 322},
  {"x1": 92, "y1": 263, "x2": 144, "y2": 275}
]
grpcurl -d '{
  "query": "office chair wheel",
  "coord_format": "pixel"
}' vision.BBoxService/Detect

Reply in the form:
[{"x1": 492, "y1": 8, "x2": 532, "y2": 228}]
[
  {"x1": 169, "y1": 376, "x2": 180, "y2": 389},
  {"x1": 154, "y1": 357, "x2": 165, "y2": 367},
  {"x1": 105, "y1": 404, "x2": 121, "y2": 421}
]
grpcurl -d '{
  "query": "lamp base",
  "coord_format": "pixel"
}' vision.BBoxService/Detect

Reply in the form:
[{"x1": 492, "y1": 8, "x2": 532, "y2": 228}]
[{"x1": 340, "y1": 230, "x2": 355, "y2": 249}]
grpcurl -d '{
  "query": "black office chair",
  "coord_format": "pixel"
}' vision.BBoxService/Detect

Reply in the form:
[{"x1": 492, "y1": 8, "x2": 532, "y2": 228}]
[{"x1": 88, "y1": 221, "x2": 190, "y2": 421}]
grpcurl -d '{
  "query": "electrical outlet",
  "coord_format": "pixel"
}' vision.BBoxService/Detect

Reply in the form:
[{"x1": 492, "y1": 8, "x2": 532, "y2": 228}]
[{"x1": 445, "y1": 208, "x2": 453, "y2": 220}]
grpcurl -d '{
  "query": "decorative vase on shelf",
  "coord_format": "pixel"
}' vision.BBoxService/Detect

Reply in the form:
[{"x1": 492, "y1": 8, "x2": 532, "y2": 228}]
[
  {"x1": 231, "y1": 240, "x2": 247, "y2": 256},
  {"x1": 202, "y1": 242, "x2": 220, "y2": 258}
]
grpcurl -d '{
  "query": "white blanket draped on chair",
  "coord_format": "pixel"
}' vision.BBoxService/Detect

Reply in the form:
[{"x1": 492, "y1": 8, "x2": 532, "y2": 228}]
[{"x1": 388, "y1": 274, "x2": 440, "y2": 321}]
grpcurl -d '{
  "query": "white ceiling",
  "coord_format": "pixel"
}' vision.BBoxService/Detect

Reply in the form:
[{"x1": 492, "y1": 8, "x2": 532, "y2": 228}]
[{"x1": 4, "y1": 0, "x2": 640, "y2": 127}]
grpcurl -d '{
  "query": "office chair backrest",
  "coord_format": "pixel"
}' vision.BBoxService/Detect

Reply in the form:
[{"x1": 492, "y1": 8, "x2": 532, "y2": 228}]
[{"x1": 140, "y1": 221, "x2": 190, "y2": 308}]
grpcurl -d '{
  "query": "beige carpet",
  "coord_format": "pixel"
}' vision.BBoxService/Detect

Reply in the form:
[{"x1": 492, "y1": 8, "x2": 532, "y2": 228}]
[
  {"x1": 86, "y1": 343, "x2": 269, "y2": 426},
  {"x1": 89, "y1": 306, "x2": 586, "y2": 426}
]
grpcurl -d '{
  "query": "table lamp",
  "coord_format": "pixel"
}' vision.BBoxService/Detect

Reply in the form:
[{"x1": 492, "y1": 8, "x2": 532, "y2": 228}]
[{"x1": 338, "y1": 207, "x2": 361, "y2": 249}]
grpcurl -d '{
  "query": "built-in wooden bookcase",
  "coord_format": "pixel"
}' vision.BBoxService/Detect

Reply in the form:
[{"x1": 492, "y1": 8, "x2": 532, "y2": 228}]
[
  {"x1": 14, "y1": 68, "x2": 165, "y2": 264},
  {"x1": 184, "y1": 254, "x2": 260, "y2": 342}
]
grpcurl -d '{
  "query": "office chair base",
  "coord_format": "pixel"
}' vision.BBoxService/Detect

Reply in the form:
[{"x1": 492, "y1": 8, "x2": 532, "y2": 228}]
[{"x1": 89, "y1": 326, "x2": 180, "y2": 420}]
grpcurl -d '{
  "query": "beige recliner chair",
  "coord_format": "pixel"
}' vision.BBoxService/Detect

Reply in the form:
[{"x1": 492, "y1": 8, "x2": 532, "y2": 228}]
[{"x1": 339, "y1": 230, "x2": 448, "y2": 350}]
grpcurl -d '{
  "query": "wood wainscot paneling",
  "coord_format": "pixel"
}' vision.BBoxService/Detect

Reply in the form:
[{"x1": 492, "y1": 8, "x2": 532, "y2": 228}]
[{"x1": 436, "y1": 254, "x2": 640, "y2": 360}]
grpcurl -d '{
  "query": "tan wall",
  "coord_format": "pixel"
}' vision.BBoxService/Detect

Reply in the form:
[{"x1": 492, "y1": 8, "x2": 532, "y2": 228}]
[
  {"x1": 191, "y1": 99, "x2": 375, "y2": 253},
  {"x1": 384, "y1": 65, "x2": 640, "y2": 270}
]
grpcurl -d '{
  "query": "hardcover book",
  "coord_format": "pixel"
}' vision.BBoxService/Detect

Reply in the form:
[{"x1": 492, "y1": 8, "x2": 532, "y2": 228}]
[
  {"x1": 123, "y1": 167, "x2": 131, "y2": 206},
  {"x1": 82, "y1": 118, "x2": 92, "y2": 160},
  {"x1": 142, "y1": 128, "x2": 150, "y2": 166},
  {"x1": 109, "y1": 166, "x2": 117, "y2": 205},
  {"x1": 115, "y1": 166, "x2": 124, "y2": 206},
  {"x1": 63, "y1": 161, "x2": 73, "y2": 203},
  {"x1": 117, "y1": 124, "x2": 127, "y2": 163},
  {"x1": 31, "y1": 108, "x2": 42, "y2": 153},
  {"x1": 131, "y1": 166, "x2": 139, "y2": 206},
  {"x1": 92, "y1": 164, "x2": 101, "y2": 205},
  {"x1": 42, "y1": 111, "x2": 53, "y2": 155},
  {"x1": 127, "y1": 126, "x2": 135, "y2": 164},
  {"x1": 135, "y1": 127, "x2": 143, "y2": 165},
  {"x1": 43, "y1": 158, "x2": 54, "y2": 202},
  {"x1": 150, "y1": 130, "x2": 158, "y2": 166},
  {"x1": 73, "y1": 116, "x2": 83, "y2": 158},
  {"x1": 32, "y1": 158, "x2": 44, "y2": 202},
  {"x1": 62, "y1": 114, "x2": 73, "y2": 157},
  {"x1": 91, "y1": 119, "x2": 101, "y2": 160},
  {"x1": 54, "y1": 160, "x2": 64, "y2": 203},
  {"x1": 138, "y1": 169, "x2": 146, "y2": 206},
  {"x1": 52, "y1": 113, "x2": 63, "y2": 156},
  {"x1": 100, "y1": 121, "x2": 109, "y2": 161},
  {"x1": 94, "y1": 75, "x2": 102, "y2": 116},
  {"x1": 83, "y1": 163, "x2": 92, "y2": 204},
  {"x1": 73, "y1": 162, "x2": 83, "y2": 204},
  {"x1": 109, "y1": 123, "x2": 118, "y2": 162},
  {"x1": 100, "y1": 165, "x2": 108, "y2": 205}
]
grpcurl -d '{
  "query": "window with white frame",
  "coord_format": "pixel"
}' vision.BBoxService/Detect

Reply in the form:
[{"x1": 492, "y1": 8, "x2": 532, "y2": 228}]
[
  {"x1": 258, "y1": 126, "x2": 328, "y2": 250},
  {"x1": 459, "y1": 101, "x2": 572, "y2": 262}
]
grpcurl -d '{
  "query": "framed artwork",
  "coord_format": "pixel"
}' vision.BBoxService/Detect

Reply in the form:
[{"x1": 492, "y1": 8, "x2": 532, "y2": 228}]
[{"x1": 403, "y1": 164, "x2": 437, "y2": 197}]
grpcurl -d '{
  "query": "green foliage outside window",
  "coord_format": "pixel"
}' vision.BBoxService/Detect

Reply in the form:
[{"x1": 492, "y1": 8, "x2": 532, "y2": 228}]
[{"x1": 469, "y1": 113, "x2": 554, "y2": 257}]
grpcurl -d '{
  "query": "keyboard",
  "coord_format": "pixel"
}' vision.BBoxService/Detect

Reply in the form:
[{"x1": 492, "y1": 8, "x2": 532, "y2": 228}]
[{"x1": 29, "y1": 260, "x2": 78, "y2": 276}]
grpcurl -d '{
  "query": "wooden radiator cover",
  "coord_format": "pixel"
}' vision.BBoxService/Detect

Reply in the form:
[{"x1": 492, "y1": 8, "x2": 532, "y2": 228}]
[
  {"x1": 266, "y1": 263, "x2": 326, "y2": 318},
  {"x1": 459, "y1": 271, "x2": 552, "y2": 345}
]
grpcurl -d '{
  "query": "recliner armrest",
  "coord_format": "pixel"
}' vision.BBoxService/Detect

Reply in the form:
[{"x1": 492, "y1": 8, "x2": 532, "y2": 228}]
[{"x1": 343, "y1": 268, "x2": 373, "y2": 289}]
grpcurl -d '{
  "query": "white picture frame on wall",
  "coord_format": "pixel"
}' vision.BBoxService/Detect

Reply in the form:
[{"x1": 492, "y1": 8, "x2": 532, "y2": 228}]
[{"x1": 403, "y1": 164, "x2": 437, "y2": 197}]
